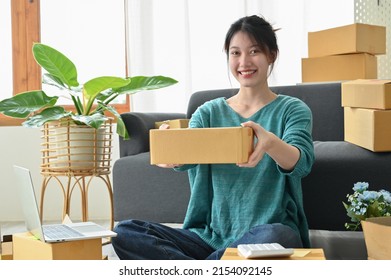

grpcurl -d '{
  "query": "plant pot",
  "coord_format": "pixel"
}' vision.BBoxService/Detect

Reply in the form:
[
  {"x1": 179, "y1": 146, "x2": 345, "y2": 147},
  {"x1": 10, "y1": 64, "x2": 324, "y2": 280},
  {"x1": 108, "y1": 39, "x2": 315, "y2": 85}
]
[
  {"x1": 361, "y1": 217, "x2": 391, "y2": 260},
  {"x1": 41, "y1": 119, "x2": 113, "y2": 175}
]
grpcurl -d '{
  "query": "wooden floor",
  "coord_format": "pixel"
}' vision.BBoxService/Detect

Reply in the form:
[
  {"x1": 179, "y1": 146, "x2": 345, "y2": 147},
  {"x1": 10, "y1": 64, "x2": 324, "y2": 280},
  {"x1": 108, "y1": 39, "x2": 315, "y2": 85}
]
[{"x1": 1, "y1": 220, "x2": 119, "y2": 260}]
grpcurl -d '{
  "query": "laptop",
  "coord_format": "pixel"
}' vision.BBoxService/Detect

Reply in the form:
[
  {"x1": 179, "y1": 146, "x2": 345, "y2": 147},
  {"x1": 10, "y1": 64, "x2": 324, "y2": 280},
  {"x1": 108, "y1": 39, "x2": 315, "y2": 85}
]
[{"x1": 13, "y1": 165, "x2": 117, "y2": 243}]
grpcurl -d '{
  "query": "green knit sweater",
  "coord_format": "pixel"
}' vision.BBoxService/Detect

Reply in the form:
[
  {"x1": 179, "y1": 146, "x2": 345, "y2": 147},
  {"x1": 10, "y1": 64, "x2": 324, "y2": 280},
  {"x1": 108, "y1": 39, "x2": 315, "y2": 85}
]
[{"x1": 176, "y1": 95, "x2": 314, "y2": 249}]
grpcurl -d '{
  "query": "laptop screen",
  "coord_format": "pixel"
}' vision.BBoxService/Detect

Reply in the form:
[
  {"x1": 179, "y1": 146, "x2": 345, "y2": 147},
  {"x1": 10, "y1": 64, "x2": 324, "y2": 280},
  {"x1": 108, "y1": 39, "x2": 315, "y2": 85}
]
[{"x1": 13, "y1": 165, "x2": 46, "y2": 241}]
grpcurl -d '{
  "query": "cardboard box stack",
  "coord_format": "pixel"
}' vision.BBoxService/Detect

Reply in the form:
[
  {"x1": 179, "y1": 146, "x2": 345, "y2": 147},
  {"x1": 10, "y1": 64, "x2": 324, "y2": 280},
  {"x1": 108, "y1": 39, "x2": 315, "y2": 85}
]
[
  {"x1": 302, "y1": 23, "x2": 386, "y2": 83},
  {"x1": 342, "y1": 79, "x2": 391, "y2": 152}
]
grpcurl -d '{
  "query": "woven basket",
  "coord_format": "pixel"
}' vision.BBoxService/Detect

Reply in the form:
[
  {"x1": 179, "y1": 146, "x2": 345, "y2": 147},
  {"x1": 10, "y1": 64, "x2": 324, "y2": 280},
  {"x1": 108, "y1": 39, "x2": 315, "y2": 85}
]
[{"x1": 41, "y1": 118, "x2": 113, "y2": 175}]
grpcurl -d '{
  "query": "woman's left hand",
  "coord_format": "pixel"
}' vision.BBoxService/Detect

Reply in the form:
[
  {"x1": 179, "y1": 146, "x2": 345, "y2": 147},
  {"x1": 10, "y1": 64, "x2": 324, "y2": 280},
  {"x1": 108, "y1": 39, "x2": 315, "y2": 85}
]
[{"x1": 237, "y1": 121, "x2": 268, "y2": 168}]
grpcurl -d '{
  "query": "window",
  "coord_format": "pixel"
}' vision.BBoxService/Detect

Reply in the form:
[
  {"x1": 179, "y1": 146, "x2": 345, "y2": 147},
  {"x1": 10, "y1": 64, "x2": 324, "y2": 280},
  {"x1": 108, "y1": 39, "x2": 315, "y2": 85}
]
[{"x1": 0, "y1": 0, "x2": 130, "y2": 126}]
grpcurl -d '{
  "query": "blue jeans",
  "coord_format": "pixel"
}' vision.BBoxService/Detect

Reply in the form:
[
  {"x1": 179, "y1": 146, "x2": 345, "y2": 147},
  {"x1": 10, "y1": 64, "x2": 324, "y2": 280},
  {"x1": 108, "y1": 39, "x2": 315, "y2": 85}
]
[{"x1": 111, "y1": 220, "x2": 303, "y2": 260}]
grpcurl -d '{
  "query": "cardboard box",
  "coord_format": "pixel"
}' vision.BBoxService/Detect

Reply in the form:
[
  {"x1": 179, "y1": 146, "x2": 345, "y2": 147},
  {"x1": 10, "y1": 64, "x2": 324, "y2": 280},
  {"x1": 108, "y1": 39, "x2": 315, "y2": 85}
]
[
  {"x1": 221, "y1": 248, "x2": 326, "y2": 260},
  {"x1": 308, "y1": 23, "x2": 386, "y2": 57},
  {"x1": 12, "y1": 232, "x2": 102, "y2": 260},
  {"x1": 302, "y1": 53, "x2": 377, "y2": 83},
  {"x1": 0, "y1": 235, "x2": 13, "y2": 260},
  {"x1": 342, "y1": 79, "x2": 391, "y2": 109},
  {"x1": 344, "y1": 107, "x2": 391, "y2": 152},
  {"x1": 361, "y1": 217, "x2": 391, "y2": 259},
  {"x1": 155, "y1": 119, "x2": 189, "y2": 129},
  {"x1": 150, "y1": 127, "x2": 254, "y2": 164}
]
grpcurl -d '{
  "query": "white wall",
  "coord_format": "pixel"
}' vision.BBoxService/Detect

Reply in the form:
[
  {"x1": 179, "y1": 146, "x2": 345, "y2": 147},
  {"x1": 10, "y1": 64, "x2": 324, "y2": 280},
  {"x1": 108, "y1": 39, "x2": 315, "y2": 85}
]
[
  {"x1": 0, "y1": 0, "x2": 355, "y2": 222},
  {"x1": 0, "y1": 0, "x2": 124, "y2": 223},
  {"x1": 0, "y1": 126, "x2": 119, "y2": 222},
  {"x1": 130, "y1": 0, "x2": 355, "y2": 113}
]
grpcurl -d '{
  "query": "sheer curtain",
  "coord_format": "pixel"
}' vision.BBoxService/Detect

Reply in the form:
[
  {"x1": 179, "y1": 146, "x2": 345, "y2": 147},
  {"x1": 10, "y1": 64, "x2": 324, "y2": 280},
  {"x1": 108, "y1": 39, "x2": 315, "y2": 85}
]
[
  {"x1": 127, "y1": 0, "x2": 246, "y2": 113},
  {"x1": 126, "y1": 0, "x2": 354, "y2": 113}
]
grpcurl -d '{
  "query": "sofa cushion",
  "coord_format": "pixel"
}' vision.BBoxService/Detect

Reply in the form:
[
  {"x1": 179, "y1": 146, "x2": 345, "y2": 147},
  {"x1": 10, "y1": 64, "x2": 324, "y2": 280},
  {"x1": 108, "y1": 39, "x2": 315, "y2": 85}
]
[
  {"x1": 113, "y1": 152, "x2": 190, "y2": 222},
  {"x1": 186, "y1": 83, "x2": 343, "y2": 142},
  {"x1": 309, "y1": 230, "x2": 367, "y2": 260},
  {"x1": 303, "y1": 141, "x2": 391, "y2": 231}
]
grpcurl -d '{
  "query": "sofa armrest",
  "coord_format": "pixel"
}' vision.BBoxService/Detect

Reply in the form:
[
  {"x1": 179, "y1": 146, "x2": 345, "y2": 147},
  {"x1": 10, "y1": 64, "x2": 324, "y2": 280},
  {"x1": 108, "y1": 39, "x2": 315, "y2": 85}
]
[{"x1": 119, "y1": 112, "x2": 186, "y2": 157}]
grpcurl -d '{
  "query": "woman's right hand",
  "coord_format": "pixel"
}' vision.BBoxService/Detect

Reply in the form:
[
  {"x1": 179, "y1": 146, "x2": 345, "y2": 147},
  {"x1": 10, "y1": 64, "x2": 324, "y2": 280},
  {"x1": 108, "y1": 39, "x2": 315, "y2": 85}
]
[{"x1": 155, "y1": 123, "x2": 183, "y2": 169}]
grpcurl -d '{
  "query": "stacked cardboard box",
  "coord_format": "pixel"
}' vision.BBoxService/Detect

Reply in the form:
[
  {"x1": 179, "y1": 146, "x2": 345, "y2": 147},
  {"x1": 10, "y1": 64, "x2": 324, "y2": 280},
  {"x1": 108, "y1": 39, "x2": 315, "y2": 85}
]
[
  {"x1": 342, "y1": 79, "x2": 391, "y2": 152},
  {"x1": 302, "y1": 23, "x2": 386, "y2": 83}
]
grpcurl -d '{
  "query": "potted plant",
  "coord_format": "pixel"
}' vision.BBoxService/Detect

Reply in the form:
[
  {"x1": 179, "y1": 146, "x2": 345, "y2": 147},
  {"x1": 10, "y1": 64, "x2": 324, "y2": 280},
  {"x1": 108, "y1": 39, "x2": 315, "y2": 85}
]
[
  {"x1": 0, "y1": 43, "x2": 177, "y2": 171},
  {"x1": 0, "y1": 43, "x2": 178, "y2": 140},
  {"x1": 343, "y1": 182, "x2": 391, "y2": 259},
  {"x1": 343, "y1": 182, "x2": 391, "y2": 231}
]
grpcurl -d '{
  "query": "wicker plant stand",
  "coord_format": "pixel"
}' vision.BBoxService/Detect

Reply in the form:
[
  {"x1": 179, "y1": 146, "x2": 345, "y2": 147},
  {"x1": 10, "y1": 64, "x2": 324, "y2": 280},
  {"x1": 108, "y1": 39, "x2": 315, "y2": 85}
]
[{"x1": 40, "y1": 119, "x2": 114, "y2": 230}]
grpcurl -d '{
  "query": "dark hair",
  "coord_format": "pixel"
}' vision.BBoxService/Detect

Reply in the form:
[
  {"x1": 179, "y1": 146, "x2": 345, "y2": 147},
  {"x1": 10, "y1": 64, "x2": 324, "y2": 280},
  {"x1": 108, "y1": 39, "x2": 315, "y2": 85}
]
[{"x1": 224, "y1": 15, "x2": 279, "y2": 72}]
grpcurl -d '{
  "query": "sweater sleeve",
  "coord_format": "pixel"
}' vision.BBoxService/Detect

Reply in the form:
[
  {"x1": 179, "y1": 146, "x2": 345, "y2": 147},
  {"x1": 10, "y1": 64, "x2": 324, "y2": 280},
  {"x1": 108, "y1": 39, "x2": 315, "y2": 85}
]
[{"x1": 277, "y1": 99, "x2": 314, "y2": 178}]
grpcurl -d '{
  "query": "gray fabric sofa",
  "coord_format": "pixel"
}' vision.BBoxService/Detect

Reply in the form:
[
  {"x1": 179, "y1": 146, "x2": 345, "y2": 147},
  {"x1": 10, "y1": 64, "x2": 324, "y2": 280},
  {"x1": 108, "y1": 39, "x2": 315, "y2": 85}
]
[{"x1": 113, "y1": 82, "x2": 391, "y2": 260}]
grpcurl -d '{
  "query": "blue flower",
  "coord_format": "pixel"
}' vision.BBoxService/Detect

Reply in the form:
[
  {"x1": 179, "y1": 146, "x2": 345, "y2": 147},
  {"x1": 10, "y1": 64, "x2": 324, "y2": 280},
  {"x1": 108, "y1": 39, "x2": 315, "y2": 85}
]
[
  {"x1": 362, "y1": 191, "x2": 380, "y2": 202},
  {"x1": 353, "y1": 182, "x2": 369, "y2": 192},
  {"x1": 344, "y1": 182, "x2": 391, "y2": 231},
  {"x1": 379, "y1": 189, "x2": 391, "y2": 204}
]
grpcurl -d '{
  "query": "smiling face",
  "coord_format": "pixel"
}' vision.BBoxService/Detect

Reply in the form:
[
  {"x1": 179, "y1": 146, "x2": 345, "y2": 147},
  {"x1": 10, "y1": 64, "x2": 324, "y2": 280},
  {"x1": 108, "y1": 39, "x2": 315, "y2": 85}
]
[{"x1": 228, "y1": 31, "x2": 273, "y2": 89}]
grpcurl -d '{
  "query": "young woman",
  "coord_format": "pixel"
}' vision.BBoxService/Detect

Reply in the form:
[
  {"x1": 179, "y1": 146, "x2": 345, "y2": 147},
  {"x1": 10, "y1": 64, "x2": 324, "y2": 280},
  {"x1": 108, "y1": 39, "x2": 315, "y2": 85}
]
[{"x1": 112, "y1": 15, "x2": 314, "y2": 260}]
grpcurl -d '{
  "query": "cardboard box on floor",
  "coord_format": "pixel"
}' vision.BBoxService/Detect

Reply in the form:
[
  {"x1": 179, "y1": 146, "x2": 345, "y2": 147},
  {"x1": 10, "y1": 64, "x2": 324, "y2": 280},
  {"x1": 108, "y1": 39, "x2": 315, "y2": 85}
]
[
  {"x1": 12, "y1": 232, "x2": 102, "y2": 260},
  {"x1": 344, "y1": 107, "x2": 391, "y2": 152},
  {"x1": 361, "y1": 217, "x2": 391, "y2": 260},
  {"x1": 0, "y1": 235, "x2": 13, "y2": 260},
  {"x1": 12, "y1": 216, "x2": 102, "y2": 260},
  {"x1": 342, "y1": 79, "x2": 391, "y2": 109},
  {"x1": 150, "y1": 127, "x2": 254, "y2": 164},
  {"x1": 308, "y1": 23, "x2": 386, "y2": 58},
  {"x1": 301, "y1": 53, "x2": 377, "y2": 83},
  {"x1": 155, "y1": 119, "x2": 189, "y2": 129}
]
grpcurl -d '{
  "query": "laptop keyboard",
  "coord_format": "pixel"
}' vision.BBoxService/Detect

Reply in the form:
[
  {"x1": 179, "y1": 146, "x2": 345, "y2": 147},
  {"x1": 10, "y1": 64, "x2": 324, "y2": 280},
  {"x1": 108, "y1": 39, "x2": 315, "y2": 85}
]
[{"x1": 43, "y1": 224, "x2": 84, "y2": 240}]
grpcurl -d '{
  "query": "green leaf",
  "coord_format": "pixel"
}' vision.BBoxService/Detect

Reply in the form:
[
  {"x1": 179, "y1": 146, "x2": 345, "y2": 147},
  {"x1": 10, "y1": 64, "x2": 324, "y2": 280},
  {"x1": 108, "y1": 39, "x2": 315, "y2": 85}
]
[
  {"x1": 368, "y1": 201, "x2": 382, "y2": 217},
  {"x1": 113, "y1": 76, "x2": 178, "y2": 95},
  {"x1": 83, "y1": 76, "x2": 131, "y2": 115},
  {"x1": 71, "y1": 113, "x2": 108, "y2": 129},
  {"x1": 0, "y1": 91, "x2": 58, "y2": 118},
  {"x1": 33, "y1": 43, "x2": 79, "y2": 87},
  {"x1": 42, "y1": 73, "x2": 66, "y2": 90},
  {"x1": 343, "y1": 202, "x2": 365, "y2": 222},
  {"x1": 22, "y1": 107, "x2": 71, "y2": 128},
  {"x1": 99, "y1": 103, "x2": 129, "y2": 140},
  {"x1": 83, "y1": 76, "x2": 130, "y2": 100}
]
